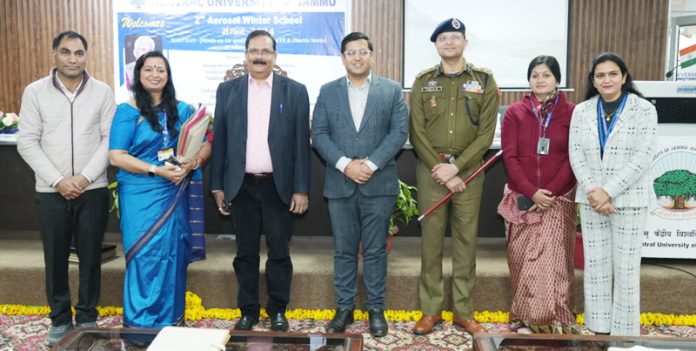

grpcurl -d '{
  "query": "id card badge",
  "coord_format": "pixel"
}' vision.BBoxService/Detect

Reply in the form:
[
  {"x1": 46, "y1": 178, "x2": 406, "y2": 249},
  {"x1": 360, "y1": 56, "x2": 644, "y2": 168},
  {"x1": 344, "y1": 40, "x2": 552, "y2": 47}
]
[
  {"x1": 537, "y1": 138, "x2": 550, "y2": 155},
  {"x1": 157, "y1": 148, "x2": 174, "y2": 161}
]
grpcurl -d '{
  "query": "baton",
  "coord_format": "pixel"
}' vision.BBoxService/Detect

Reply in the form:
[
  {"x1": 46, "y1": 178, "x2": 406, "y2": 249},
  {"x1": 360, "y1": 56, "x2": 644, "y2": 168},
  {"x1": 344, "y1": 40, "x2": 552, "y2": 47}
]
[{"x1": 417, "y1": 150, "x2": 503, "y2": 222}]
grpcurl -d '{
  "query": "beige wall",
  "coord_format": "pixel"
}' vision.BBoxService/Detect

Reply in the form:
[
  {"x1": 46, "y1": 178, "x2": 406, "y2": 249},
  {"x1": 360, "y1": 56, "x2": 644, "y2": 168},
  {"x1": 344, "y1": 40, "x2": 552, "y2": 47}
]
[{"x1": 0, "y1": 0, "x2": 668, "y2": 112}]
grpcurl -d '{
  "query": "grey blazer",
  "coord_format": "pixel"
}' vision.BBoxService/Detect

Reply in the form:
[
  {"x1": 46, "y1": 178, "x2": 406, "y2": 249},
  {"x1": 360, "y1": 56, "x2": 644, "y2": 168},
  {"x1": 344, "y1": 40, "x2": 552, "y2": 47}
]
[
  {"x1": 568, "y1": 93, "x2": 657, "y2": 208},
  {"x1": 312, "y1": 75, "x2": 409, "y2": 199}
]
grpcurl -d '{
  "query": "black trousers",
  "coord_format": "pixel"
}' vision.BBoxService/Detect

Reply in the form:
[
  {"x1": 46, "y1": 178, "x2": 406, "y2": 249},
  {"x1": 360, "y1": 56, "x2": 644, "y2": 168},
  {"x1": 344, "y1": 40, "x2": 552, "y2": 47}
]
[
  {"x1": 37, "y1": 188, "x2": 109, "y2": 326},
  {"x1": 229, "y1": 175, "x2": 293, "y2": 317}
]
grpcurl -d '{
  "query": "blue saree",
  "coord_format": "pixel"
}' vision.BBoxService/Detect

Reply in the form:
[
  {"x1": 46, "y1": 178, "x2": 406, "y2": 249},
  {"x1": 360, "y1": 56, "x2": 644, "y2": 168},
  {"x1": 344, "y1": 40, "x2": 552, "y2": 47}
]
[{"x1": 109, "y1": 101, "x2": 204, "y2": 328}]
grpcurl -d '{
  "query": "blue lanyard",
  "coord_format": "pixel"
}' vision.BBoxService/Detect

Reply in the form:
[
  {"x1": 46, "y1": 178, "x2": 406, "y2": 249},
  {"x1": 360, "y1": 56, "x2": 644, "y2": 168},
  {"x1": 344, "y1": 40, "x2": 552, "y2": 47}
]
[
  {"x1": 529, "y1": 93, "x2": 559, "y2": 138},
  {"x1": 159, "y1": 111, "x2": 169, "y2": 147},
  {"x1": 596, "y1": 94, "x2": 628, "y2": 154}
]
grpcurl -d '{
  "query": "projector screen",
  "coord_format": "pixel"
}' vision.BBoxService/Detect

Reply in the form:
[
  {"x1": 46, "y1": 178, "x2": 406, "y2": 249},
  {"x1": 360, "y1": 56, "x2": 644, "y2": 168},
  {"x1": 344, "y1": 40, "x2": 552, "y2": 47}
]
[{"x1": 403, "y1": 0, "x2": 569, "y2": 90}]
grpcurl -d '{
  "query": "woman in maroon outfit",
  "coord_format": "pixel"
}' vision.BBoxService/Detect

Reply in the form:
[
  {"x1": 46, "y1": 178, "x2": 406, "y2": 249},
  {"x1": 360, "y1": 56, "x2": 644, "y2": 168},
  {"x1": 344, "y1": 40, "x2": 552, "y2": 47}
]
[{"x1": 497, "y1": 55, "x2": 578, "y2": 334}]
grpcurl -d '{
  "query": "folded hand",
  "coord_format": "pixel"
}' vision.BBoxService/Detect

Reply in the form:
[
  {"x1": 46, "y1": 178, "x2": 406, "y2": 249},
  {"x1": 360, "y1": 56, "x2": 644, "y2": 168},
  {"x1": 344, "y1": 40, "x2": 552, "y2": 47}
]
[
  {"x1": 56, "y1": 176, "x2": 85, "y2": 200},
  {"x1": 158, "y1": 164, "x2": 188, "y2": 184},
  {"x1": 444, "y1": 176, "x2": 466, "y2": 193},
  {"x1": 345, "y1": 159, "x2": 372, "y2": 184},
  {"x1": 431, "y1": 163, "x2": 459, "y2": 185}
]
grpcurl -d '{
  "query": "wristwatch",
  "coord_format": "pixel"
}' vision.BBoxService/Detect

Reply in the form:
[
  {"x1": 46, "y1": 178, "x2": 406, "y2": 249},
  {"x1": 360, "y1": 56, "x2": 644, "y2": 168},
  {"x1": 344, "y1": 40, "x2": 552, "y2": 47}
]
[{"x1": 148, "y1": 165, "x2": 157, "y2": 177}]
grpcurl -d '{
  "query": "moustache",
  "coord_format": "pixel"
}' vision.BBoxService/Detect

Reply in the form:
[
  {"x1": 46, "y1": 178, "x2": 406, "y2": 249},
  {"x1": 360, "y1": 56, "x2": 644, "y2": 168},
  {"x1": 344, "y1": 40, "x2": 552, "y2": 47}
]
[{"x1": 252, "y1": 59, "x2": 267, "y2": 65}]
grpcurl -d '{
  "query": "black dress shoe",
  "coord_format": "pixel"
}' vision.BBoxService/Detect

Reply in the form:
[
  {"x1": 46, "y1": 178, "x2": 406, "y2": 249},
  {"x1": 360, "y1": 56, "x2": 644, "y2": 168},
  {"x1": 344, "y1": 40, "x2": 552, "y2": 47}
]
[
  {"x1": 234, "y1": 315, "x2": 259, "y2": 330},
  {"x1": 325, "y1": 308, "x2": 354, "y2": 333},
  {"x1": 270, "y1": 312, "x2": 289, "y2": 332},
  {"x1": 368, "y1": 309, "x2": 388, "y2": 338}
]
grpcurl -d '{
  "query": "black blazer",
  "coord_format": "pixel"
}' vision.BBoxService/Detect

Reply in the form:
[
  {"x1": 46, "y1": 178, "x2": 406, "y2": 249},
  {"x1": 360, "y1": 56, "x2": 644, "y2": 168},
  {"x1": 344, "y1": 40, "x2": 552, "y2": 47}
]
[{"x1": 210, "y1": 73, "x2": 311, "y2": 204}]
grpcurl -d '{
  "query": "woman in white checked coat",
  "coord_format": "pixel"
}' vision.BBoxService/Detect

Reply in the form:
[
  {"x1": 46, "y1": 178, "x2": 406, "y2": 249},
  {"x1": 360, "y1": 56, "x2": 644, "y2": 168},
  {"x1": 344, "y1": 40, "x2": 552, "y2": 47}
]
[{"x1": 568, "y1": 52, "x2": 657, "y2": 336}]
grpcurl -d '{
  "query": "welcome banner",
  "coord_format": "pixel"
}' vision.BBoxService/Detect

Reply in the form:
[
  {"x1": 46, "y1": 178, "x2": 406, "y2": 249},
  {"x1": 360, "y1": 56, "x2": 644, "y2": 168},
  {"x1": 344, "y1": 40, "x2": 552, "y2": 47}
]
[{"x1": 113, "y1": 0, "x2": 351, "y2": 111}]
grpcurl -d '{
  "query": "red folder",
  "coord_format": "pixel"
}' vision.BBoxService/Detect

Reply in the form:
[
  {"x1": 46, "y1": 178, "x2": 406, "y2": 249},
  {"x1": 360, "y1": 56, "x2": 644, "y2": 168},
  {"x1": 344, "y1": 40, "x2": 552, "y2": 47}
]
[{"x1": 176, "y1": 106, "x2": 210, "y2": 162}]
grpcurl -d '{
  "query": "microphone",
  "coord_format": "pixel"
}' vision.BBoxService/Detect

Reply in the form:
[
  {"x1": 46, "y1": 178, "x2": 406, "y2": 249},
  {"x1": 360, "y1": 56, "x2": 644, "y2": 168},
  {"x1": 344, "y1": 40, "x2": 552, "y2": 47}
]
[{"x1": 666, "y1": 64, "x2": 681, "y2": 78}]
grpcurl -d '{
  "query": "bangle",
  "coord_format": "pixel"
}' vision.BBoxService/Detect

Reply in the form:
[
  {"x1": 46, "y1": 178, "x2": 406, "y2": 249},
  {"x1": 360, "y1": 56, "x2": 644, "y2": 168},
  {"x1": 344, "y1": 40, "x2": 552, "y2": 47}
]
[
  {"x1": 148, "y1": 165, "x2": 157, "y2": 177},
  {"x1": 193, "y1": 158, "x2": 201, "y2": 170}
]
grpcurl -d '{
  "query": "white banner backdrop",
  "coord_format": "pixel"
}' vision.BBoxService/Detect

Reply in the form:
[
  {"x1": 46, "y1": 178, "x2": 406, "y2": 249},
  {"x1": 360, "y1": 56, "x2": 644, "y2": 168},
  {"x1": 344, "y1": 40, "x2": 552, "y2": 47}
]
[
  {"x1": 113, "y1": 0, "x2": 351, "y2": 113},
  {"x1": 403, "y1": 0, "x2": 569, "y2": 89}
]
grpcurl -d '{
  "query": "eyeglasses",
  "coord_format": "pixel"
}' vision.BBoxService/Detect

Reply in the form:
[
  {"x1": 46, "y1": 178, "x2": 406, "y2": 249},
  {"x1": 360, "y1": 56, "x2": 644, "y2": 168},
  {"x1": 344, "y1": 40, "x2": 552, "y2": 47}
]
[
  {"x1": 343, "y1": 49, "x2": 371, "y2": 58},
  {"x1": 247, "y1": 49, "x2": 275, "y2": 57},
  {"x1": 593, "y1": 70, "x2": 621, "y2": 80},
  {"x1": 436, "y1": 34, "x2": 464, "y2": 43}
]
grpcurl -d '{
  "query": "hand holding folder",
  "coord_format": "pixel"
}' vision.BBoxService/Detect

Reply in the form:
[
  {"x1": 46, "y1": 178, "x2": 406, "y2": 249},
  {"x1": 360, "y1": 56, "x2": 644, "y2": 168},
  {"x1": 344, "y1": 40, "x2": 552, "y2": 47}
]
[{"x1": 176, "y1": 106, "x2": 211, "y2": 163}]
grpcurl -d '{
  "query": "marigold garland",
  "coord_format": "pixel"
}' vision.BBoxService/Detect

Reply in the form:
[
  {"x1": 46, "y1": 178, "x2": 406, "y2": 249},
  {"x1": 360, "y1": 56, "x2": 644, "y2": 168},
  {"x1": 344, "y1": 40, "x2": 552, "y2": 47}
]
[{"x1": 3, "y1": 291, "x2": 696, "y2": 326}]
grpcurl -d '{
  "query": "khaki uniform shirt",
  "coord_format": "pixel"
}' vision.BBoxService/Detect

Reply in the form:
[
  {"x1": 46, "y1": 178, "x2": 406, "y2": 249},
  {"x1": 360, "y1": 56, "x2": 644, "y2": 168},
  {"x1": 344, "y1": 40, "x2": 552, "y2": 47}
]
[{"x1": 409, "y1": 61, "x2": 499, "y2": 172}]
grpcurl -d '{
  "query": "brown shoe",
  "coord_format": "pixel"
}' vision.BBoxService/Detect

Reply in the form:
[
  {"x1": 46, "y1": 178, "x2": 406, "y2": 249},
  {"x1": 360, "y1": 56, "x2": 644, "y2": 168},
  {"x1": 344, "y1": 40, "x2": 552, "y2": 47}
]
[
  {"x1": 413, "y1": 315, "x2": 442, "y2": 335},
  {"x1": 454, "y1": 318, "x2": 486, "y2": 334}
]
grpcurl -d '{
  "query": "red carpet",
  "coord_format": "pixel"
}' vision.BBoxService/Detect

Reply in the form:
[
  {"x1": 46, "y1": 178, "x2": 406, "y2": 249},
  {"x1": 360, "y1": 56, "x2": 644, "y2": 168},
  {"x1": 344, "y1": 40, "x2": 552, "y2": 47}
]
[{"x1": 2, "y1": 314, "x2": 696, "y2": 350}]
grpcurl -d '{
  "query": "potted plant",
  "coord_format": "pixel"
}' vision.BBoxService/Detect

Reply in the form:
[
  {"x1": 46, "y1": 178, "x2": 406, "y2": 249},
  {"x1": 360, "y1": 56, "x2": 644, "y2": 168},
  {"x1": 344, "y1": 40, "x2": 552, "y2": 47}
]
[
  {"x1": 359, "y1": 179, "x2": 419, "y2": 254},
  {"x1": 390, "y1": 180, "x2": 419, "y2": 233},
  {"x1": 108, "y1": 181, "x2": 120, "y2": 218},
  {"x1": 0, "y1": 112, "x2": 19, "y2": 134},
  {"x1": 387, "y1": 179, "x2": 419, "y2": 253}
]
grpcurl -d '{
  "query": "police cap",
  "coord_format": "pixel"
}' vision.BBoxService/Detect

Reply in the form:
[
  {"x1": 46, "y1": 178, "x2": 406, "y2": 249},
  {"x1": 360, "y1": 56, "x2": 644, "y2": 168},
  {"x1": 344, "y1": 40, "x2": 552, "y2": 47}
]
[{"x1": 430, "y1": 18, "x2": 466, "y2": 42}]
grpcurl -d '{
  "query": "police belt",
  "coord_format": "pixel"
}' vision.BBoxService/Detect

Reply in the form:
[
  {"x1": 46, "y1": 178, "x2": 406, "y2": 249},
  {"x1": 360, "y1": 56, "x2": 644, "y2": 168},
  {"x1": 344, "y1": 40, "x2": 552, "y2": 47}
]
[{"x1": 437, "y1": 153, "x2": 459, "y2": 164}]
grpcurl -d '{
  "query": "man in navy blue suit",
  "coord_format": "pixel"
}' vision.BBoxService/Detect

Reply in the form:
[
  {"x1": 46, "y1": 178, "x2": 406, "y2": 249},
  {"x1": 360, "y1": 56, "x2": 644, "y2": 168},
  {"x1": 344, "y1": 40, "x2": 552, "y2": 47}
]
[
  {"x1": 312, "y1": 32, "x2": 409, "y2": 338},
  {"x1": 210, "y1": 30, "x2": 310, "y2": 332}
]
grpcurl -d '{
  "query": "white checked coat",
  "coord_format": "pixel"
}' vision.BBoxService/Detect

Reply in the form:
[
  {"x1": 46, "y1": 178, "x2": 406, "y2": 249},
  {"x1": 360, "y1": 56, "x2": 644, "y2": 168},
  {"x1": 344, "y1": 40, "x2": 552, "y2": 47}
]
[
  {"x1": 568, "y1": 92, "x2": 658, "y2": 336},
  {"x1": 568, "y1": 93, "x2": 657, "y2": 208}
]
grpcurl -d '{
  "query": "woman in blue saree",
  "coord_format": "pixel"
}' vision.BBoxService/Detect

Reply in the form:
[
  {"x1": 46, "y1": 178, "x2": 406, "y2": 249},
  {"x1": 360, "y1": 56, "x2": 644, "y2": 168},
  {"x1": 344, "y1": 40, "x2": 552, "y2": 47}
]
[{"x1": 109, "y1": 51, "x2": 211, "y2": 328}]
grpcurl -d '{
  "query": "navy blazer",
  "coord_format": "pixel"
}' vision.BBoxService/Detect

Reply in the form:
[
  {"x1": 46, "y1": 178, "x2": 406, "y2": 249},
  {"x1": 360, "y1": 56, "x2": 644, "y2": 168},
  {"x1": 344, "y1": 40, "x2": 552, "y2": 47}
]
[
  {"x1": 210, "y1": 73, "x2": 311, "y2": 204},
  {"x1": 312, "y1": 75, "x2": 409, "y2": 199}
]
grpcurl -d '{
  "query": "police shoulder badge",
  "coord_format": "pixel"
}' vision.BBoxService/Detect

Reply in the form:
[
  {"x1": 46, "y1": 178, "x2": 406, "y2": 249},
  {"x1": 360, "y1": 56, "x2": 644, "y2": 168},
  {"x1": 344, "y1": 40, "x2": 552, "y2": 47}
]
[
  {"x1": 472, "y1": 65, "x2": 494, "y2": 76},
  {"x1": 416, "y1": 65, "x2": 438, "y2": 79}
]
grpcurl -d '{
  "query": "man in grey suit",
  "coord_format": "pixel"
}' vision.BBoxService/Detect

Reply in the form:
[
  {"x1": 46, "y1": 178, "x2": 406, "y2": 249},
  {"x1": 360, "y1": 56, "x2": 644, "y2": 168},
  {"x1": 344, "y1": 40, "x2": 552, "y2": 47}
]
[{"x1": 312, "y1": 32, "x2": 409, "y2": 338}]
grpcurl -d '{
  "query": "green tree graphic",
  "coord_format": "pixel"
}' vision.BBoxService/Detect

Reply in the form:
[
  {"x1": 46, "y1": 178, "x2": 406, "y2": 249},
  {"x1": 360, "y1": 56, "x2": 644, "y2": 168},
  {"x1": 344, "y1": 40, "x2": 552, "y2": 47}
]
[{"x1": 653, "y1": 169, "x2": 696, "y2": 209}]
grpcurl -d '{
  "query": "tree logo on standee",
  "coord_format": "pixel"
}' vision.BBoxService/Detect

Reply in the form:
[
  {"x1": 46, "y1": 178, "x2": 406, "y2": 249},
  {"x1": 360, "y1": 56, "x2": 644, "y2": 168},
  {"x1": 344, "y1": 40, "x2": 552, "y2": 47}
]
[{"x1": 651, "y1": 146, "x2": 696, "y2": 219}]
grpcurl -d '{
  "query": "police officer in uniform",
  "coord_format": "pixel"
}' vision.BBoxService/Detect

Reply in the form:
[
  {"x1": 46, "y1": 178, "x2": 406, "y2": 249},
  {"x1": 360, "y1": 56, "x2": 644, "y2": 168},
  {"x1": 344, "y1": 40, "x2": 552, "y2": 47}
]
[{"x1": 409, "y1": 18, "x2": 499, "y2": 335}]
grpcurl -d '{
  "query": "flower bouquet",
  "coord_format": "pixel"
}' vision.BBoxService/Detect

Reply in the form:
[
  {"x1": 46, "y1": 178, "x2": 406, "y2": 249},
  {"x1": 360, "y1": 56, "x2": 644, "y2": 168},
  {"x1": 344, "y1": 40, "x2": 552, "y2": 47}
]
[{"x1": 0, "y1": 112, "x2": 19, "y2": 134}]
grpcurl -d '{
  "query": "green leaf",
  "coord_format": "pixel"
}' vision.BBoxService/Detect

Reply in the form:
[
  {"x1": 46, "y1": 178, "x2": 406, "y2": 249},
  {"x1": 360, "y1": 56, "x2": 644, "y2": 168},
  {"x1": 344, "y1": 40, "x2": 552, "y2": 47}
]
[
  {"x1": 108, "y1": 181, "x2": 120, "y2": 219},
  {"x1": 389, "y1": 179, "x2": 420, "y2": 235}
]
